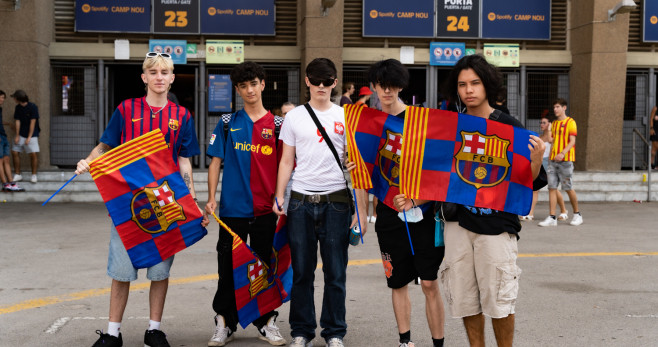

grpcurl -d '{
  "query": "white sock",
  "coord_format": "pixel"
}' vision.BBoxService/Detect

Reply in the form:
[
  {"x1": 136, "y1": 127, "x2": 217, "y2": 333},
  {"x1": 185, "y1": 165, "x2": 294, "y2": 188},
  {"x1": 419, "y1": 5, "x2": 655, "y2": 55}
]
[
  {"x1": 107, "y1": 322, "x2": 121, "y2": 337},
  {"x1": 148, "y1": 320, "x2": 161, "y2": 331}
]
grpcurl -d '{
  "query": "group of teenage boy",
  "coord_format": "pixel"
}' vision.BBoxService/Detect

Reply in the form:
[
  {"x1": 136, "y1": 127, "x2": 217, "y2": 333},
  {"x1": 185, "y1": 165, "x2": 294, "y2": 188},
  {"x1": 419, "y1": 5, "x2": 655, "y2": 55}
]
[
  {"x1": 74, "y1": 50, "x2": 564, "y2": 347},
  {"x1": 0, "y1": 89, "x2": 41, "y2": 192}
]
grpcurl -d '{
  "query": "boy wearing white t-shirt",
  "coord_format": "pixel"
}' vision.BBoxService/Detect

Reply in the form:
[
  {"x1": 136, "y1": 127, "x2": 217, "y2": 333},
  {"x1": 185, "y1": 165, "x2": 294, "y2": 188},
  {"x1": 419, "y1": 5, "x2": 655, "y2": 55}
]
[{"x1": 273, "y1": 58, "x2": 367, "y2": 347}]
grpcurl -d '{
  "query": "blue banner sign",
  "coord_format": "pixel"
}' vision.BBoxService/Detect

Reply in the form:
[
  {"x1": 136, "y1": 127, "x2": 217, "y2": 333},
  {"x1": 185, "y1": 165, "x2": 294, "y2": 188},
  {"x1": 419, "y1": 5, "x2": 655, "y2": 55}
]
[
  {"x1": 75, "y1": 0, "x2": 151, "y2": 33},
  {"x1": 363, "y1": 0, "x2": 434, "y2": 38},
  {"x1": 208, "y1": 75, "x2": 233, "y2": 113},
  {"x1": 200, "y1": 0, "x2": 275, "y2": 35},
  {"x1": 430, "y1": 42, "x2": 466, "y2": 66},
  {"x1": 481, "y1": 0, "x2": 550, "y2": 40},
  {"x1": 644, "y1": 1, "x2": 658, "y2": 42},
  {"x1": 149, "y1": 40, "x2": 187, "y2": 64},
  {"x1": 436, "y1": 0, "x2": 480, "y2": 38}
]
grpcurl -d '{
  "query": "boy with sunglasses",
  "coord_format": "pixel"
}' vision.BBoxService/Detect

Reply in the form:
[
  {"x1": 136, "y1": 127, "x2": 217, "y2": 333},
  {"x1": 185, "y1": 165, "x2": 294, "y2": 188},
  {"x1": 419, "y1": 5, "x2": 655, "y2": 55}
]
[
  {"x1": 75, "y1": 51, "x2": 208, "y2": 347},
  {"x1": 273, "y1": 58, "x2": 367, "y2": 347},
  {"x1": 205, "y1": 62, "x2": 286, "y2": 347}
]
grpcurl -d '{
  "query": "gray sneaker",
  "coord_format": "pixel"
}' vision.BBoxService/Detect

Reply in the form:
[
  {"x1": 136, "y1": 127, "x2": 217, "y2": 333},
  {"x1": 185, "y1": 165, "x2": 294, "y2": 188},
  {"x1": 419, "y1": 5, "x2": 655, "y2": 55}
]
[
  {"x1": 258, "y1": 315, "x2": 286, "y2": 346},
  {"x1": 208, "y1": 315, "x2": 233, "y2": 346},
  {"x1": 289, "y1": 336, "x2": 313, "y2": 347},
  {"x1": 399, "y1": 342, "x2": 416, "y2": 347},
  {"x1": 326, "y1": 337, "x2": 344, "y2": 347}
]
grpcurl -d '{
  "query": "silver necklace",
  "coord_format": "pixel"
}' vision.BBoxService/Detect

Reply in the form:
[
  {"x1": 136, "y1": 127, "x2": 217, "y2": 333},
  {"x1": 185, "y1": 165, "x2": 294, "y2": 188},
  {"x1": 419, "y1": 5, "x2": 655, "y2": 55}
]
[{"x1": 145, "y1": 99, "x2": 166, "y2": 118}]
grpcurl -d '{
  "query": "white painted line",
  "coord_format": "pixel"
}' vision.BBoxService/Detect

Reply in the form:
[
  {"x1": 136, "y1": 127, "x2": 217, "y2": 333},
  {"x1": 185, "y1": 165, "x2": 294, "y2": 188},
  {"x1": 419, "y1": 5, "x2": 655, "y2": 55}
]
[
  {"x1": 626, "y1": 314, "x2": 658, "y2": 318},
  {"x1": 45, "y1": 316, "x2": 173, "y2": 334}
]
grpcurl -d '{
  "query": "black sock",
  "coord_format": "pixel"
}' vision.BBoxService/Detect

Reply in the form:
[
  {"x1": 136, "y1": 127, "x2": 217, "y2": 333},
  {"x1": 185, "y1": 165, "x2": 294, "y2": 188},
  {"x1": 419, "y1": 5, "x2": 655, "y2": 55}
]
[
  {"x1": 432, "y1": 337, "x2": 444, "y2": 347},
  {"x1": 574, "y1": 211, "x2": 581, "y2": 215},
  {"x1": 550, "y1": 215, "x2": 556, "y2": 219},
  {"x1": 399, "y1": 330, "x2": 411, "y2": 343}
]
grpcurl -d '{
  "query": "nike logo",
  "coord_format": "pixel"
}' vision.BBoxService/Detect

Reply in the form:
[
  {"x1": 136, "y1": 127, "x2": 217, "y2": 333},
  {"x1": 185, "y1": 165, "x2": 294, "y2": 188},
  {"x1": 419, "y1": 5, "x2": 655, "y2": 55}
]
[
  {"x1": 230, "y1": 128, "x2": 242, "y2": 132},
  {"x1": 132, "y1": 118, "x2": 143, "y2": 122}
]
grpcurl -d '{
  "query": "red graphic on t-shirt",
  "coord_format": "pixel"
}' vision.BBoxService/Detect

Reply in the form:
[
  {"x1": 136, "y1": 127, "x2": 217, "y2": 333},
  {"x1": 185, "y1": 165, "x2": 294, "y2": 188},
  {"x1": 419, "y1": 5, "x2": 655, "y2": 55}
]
[
  {"x1": 317, "y1": 128, "x2": 325, "y2": 142},
  {"x1": 334, "y1": 122, "x2": 344, "y2": 135}
]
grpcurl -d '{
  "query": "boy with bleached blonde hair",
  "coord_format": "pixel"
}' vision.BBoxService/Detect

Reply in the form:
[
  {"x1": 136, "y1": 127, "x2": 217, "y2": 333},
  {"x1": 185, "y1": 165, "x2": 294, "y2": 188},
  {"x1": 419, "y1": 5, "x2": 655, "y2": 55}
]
[{"x1": 76, "y1": 52, "x2": 208, "y2": 347}]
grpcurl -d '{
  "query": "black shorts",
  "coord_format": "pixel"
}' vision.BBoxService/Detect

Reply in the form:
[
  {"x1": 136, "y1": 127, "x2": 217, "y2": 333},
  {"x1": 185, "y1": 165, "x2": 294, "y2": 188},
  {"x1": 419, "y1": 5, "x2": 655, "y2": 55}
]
[{"x1": 375, "y1": 203, "x2": 445, "y2": 289}]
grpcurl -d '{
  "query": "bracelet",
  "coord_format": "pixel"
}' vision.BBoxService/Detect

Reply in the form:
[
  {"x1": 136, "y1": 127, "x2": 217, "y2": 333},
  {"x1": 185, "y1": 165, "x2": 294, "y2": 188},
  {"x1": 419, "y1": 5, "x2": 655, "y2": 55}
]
[{"x1": 410, "y1": 199, "x2": 417, "y2": 208}]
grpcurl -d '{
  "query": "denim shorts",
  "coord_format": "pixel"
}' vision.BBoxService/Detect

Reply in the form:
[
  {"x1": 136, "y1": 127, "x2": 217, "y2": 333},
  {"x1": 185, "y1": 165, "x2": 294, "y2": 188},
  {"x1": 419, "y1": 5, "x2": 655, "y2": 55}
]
[
  {"x1": 107, "y1": 224, "x2": 174, "y2": 282},
  {"x1": 0, "y1": 135, "x2": 9, "y2": 157},
  {"x1": 547, "y1": 160, "x2": 574, "y2": 190}
]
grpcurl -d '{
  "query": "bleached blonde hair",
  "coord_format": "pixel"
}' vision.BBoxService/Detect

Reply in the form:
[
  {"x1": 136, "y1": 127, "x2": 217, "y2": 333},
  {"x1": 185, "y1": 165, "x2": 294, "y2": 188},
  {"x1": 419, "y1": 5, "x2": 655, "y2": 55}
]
[{"x1": 142, "y1": 55, "x2": 174, "y2": 72}]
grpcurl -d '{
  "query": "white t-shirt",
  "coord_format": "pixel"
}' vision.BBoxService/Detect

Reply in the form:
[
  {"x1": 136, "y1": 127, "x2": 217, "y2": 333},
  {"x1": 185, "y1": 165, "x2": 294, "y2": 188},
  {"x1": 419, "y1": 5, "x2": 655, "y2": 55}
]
[{"x1": 279, "y1": 104, "x2": 347, "y2": 194}]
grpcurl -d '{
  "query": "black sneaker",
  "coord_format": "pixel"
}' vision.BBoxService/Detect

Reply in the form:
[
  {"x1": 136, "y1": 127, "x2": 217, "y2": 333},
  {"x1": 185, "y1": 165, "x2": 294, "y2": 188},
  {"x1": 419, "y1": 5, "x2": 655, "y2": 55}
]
[
  {"x1": 92, "y1": 330, "x2": 122, "y2": 347},
  {"x1": 144, "y1": 329, "x2": 171, "y2": 347}
]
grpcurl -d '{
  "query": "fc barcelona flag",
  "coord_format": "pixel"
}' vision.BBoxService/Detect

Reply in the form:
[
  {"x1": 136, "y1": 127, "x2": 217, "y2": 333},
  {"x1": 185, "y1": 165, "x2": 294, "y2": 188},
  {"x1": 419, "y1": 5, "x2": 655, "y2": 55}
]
[
  {"x1": 89, "y1": 130, "x2": 207, "y2": 268},
  {"x1": 345, "y1": 104, "x2": 405, "y2": 209},
  {"x1": 225, "y1": 216, "x2": 292, "y2": 328},
  {"x1": 400, "y1": 106, "x2": 534, "y2": 216}
]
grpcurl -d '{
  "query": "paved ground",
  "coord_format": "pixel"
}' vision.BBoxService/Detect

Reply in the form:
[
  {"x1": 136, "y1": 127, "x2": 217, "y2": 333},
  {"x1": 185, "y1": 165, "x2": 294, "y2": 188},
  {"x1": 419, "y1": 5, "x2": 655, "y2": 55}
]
[{"x1": 1, "y1": 201, "x2": 657, "y2": 347}]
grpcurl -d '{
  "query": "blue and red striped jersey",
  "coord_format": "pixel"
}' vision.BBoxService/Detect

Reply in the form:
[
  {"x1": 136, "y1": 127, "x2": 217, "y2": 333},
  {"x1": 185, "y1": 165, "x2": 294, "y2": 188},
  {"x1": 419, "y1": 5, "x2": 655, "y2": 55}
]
[
  {"x1": 100, "y1": 97, "x2": 200, "y2": 166},
  {"x1": 207, "y1": 110, "x2": 278, "y2": 218}
]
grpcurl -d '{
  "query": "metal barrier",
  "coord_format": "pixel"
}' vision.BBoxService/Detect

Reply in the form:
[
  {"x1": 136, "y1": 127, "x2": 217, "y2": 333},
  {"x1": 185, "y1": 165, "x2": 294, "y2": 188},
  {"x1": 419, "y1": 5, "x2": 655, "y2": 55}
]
[{"x1": 632, "y1": 128, "x2": 652, "y2": 201}]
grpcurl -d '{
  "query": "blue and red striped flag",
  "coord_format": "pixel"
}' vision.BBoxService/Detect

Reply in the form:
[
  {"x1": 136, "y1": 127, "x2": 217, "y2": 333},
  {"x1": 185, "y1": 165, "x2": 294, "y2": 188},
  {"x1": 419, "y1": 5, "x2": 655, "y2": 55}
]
[
  {"x1": 345, "y1": 104, "x2": 405, "y2": 209},
  {"x1": 400, "y1": 106, "x2": 534, "y2": 215},
  {"x1": 219, "y1": 216, "x2": 292, "y2": 328},
  {"x1": 89, "y1": 130, "x2": 207, "y2": 269}
]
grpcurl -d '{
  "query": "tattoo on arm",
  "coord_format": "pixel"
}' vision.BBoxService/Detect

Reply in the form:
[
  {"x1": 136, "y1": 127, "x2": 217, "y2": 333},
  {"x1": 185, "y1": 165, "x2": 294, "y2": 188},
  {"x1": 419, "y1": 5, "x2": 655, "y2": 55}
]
[
  {"x1": 96, "y1": 147, "x2": 106, "y2": 156},
  {"x1": 183, "y1": 172, "x2": 192, "y2": 191}
]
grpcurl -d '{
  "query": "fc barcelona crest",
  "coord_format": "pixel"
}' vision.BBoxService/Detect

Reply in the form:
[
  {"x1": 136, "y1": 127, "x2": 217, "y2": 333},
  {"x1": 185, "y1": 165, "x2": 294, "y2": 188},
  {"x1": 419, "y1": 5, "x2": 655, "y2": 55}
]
[
  {"x1": 261, "y1": 128, "x2": 273, "y2": 140},
  {"x1": 130, "y1": 181, "x2": 186, "y2": 234},
  {"x1": 246, "y1": 248, "x2": 279, "y2": 298},
  {"x1": 168, "y1": 119, "x2": 179, "y2": 130},
  {"x1": 455, "y1": 131, "x2": 511, "y2": 189},
  {"x1": 378, "y1": 130, "x2": 403, "y2": 187}
]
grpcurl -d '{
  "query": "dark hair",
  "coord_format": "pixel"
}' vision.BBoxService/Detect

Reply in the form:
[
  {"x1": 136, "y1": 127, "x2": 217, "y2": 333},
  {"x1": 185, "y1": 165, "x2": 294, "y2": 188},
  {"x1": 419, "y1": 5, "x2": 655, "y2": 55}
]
[
  {"x1": 0, "y1": 90, "x2": 5, "y2": 97},
  {"x1": 10, "y1": 89, "x2": 29, "y2": 103},
  {"x1": 305, "y1": 58, "x2": 338, "y2": 97},
  {"x1": 367, "y1": 59, "x2": 409, "y2": 89},
  {"x1": 281, "y1": 101, "x2": 295, "y2": 108},
  {"x1": 342, "y1": 82, "x2": 354, "y2": 94},
  {"x1": 443, "y1": 54, "x2": 502, "y2": 108},
  {"x1": 553, "y1": 98, "x2": 568, "y2": 107},
  {"x1": 230, "y1": 62, "x2": 266, "y2": 85}
]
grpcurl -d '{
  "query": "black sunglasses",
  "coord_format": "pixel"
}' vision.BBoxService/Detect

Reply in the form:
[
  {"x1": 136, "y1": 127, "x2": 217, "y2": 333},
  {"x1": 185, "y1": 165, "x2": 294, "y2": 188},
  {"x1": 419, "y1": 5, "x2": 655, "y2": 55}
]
[{"x1": 308, "y1": 77, "x2": 335, "y2": 87}]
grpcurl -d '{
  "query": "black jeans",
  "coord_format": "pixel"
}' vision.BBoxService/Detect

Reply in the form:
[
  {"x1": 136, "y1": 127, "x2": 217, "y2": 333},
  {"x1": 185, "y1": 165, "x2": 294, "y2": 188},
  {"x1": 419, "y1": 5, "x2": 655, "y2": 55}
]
[{"x1": 212, "y1": 213, "x2": 278, "y2": 330}]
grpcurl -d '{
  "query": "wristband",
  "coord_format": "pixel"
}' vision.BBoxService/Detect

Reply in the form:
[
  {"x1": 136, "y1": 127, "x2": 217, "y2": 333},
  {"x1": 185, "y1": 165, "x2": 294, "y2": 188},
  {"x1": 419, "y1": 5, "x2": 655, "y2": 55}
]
[{"x1": 410, "y1": 199, "x2": 417, "y2": 208}]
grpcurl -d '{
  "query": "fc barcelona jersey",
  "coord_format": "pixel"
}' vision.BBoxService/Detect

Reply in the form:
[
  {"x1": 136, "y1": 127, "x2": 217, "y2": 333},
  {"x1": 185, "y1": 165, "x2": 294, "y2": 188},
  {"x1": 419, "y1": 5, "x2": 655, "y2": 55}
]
[
  {"x1": 100, "y1": 97, "x2": 200, "y2": 166},
  {"x1": 207, "y1": 110, "x2": 279, "y2": 218}
]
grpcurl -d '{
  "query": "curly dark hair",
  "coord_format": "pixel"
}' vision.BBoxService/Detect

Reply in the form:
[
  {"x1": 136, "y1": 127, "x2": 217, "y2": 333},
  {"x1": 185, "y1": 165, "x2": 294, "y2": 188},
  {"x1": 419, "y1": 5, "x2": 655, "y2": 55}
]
[
  {"x1": 230, "y1": 62, "x2": 266, "y2": 85},
  {"x1": 443, "y1": 54, "x2": 502, "y2": 109},
  {"x1": 367, "y1": 59, "x2": 409, "y2": 89}
]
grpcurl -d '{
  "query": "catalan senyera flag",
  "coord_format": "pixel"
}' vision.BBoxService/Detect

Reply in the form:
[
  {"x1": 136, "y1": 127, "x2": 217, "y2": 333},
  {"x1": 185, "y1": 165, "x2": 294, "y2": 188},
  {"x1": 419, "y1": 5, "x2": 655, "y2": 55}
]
[
  {"x1": 226, "y1": 216, "x2": 292, "y2": 329},
  {"x1": 345, "y1": 104, "x2": 405, "y2": 209},
  {"x1": 400, "y1": 106, "x2": 534, "y2": 216},
  {"x1": 89, "y1": 130, "x2": 207, "y2": 269}
]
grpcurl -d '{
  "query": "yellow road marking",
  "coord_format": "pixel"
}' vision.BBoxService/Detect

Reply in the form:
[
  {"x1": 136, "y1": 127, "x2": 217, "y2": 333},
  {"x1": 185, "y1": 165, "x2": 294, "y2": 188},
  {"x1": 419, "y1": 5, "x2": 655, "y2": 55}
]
[{"x1": 2, "y1": 252, "x2": 657, "y2": 316}]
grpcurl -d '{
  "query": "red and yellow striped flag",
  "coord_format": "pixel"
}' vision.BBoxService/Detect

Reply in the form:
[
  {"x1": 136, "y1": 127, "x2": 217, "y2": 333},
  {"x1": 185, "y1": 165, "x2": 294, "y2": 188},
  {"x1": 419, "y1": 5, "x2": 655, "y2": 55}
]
[
  {"x1": 345, "y1": 104, "x2": 373, "y2": 189},
  {"x1": 399, "y1": 106, "x2": 430, "y2": 200}
]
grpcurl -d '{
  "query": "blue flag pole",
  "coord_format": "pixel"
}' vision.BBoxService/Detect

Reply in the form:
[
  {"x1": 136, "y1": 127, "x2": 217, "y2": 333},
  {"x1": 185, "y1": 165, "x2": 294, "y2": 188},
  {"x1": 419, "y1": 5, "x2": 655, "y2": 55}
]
[
  {"x1": 42, "y1": 174, "x2": 78, "y2": 206},
  {"x1": 353, "y1": 188, "x2": 364, "y2": 244},
  {"x1": 402, "y1": 210, "x2": 415, "y2": 255}
]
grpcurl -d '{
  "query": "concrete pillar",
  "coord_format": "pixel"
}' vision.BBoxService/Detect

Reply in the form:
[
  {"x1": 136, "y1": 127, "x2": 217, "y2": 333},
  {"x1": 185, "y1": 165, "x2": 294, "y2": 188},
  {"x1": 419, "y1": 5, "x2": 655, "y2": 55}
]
[
  {"x1": 298, "y1": 0, "x2": 345, "y2": 103},
  {"x1": 569, "y1": 0, "x2": 630, "y2": 170},
  {"x1": 0, "y1": 1, "x2": 54, "y2": 169}
]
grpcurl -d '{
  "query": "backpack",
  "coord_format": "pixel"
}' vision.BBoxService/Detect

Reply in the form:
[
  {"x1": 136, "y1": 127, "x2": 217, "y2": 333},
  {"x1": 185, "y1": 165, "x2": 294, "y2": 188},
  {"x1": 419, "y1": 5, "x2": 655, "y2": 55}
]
[{"x1": 221, "y1": 113, "x2": 284, "y2": 143}]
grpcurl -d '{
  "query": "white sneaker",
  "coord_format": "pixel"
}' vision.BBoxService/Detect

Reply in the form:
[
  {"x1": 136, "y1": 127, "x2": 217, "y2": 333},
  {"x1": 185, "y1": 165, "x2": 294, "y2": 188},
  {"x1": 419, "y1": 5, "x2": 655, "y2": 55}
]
[
  {"x1": 557, "y1": 213, "x2": 568, "y2": 221},
  {"x1": 30, "y1": 174, "x2": 37, "y2": 183},
  {"x1": 208, "y1": 315, "x2": 234, "y2": 346},
  {"x1": 290, "y1": 336, "x2": 313, "y2": 347},
  {"x1": 13, "y1": 174, "x2": 22, "y2": 182},
  {"x1": 258, "y1": 315, "x2": 286, "y2": 346},
  {"x1": 538, "y1": 216, "x2": 557, "y2": 227},
  {"x1": 570, "y1": 213, "x2": 583, "y2": 226},
  {"x1": 326, "y1": 337, "x2": 344, "y2": 347},
  {"x1": 399, "y1": 342, "x2": 416, "y2": 347}
]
